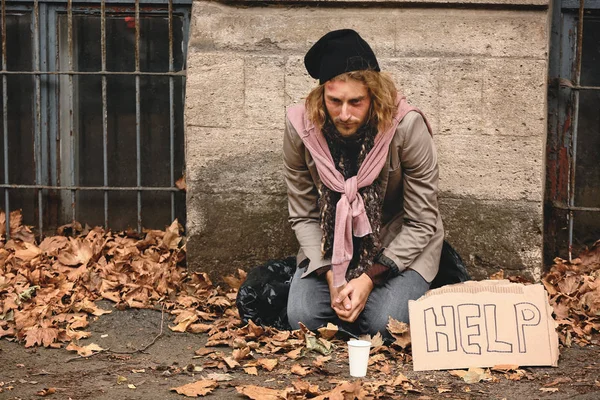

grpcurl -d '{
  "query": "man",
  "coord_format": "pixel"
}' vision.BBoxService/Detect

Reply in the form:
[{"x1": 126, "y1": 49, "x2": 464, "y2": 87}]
[{"x1": 283, "y1": 29, "x2": 443, "y2": 336}]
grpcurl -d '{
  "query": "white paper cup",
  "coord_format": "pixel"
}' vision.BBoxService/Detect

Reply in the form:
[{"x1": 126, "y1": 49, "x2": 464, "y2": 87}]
[{"x1": 347, "y1": 340, "x2": 371, "y2": 377}]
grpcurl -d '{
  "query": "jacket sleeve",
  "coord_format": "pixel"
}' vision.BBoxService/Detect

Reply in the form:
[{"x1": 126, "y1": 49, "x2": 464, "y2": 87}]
[
  {"x1": 378, "y1": 112, "x2": 440, "y2": 274},
  {"x1": 283, "y1": 117, "x2": 331, "y2": 272}
]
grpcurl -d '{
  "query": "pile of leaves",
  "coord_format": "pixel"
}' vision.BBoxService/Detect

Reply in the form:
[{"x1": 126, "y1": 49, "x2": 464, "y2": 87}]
[
  {"x1": 543, "y1": 240, "x2": 600, "y2": 346},
  {"x1": 0, "y1": 209, "x2": 226, "y2": 349}
]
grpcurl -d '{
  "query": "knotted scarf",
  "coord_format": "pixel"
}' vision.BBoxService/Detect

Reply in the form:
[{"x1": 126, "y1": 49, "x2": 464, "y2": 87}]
[{"x1": 287, "y1": 96, "x2": 431, "y2": 287}]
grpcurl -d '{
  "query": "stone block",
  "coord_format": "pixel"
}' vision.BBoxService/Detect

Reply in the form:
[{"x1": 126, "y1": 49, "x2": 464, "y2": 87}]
[
  {"x1": 440, "y1": 197, "x2": 543, "y2": 281},
  {"x1": 244, "y1": 56, "x2": 286, "y2": 129},
  {"x1": 284, "y1": 56, "x2": 318, "y2": 107},
  {"x1": 438, "y1": 58, "x2": 485, "y2": 135},
  {"x1": 185, "y1": 51, "x2": 244, "y2": 127},
  {"x1": 435, "y1": 134, "x2": 544, "y2": 202},
  {"x1": 190, "y1": 2, "x2": 396, "y2": 56},
  {"x1": 385, "y1": 57, "x2": 440, "y2": 133},
  {"x1": 186, "y1": 192, "x2": 298, "y2": 281},
  {"x1": 393, "y1": 9, "x2": 547, "y2": 59},
  {"x1": 185, "y1": 126, "x2": 283, "y2": 185},
  {"x1": 482, "y1": 59, "x2": 547, "y2": 136}
]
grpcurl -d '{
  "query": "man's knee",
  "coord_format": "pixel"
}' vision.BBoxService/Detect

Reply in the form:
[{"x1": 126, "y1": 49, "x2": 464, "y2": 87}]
[
  {"x1": 287, "y1": 302, "x2": 331, "y2": 331},
  {"x1": 361, "y1": 305, "x2": 410, "y2": 337}
]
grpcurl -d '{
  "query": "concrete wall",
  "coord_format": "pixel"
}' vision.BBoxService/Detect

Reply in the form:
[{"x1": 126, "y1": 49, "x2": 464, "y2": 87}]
[{"x1": 185, "y1": 0, "x2": 550, "y2": 281}]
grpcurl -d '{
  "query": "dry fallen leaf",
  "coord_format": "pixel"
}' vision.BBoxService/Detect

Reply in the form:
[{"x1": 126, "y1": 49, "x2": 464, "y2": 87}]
[
  {"x1": 540, "y1": 388, "x2": 559, "y2": 393},
  {"x1": 257, "y1": 358, "x2": 278, "y2": 372},
  {"x1": 491, "y1": 364, "x2": 520, "y2": 373},
  {"x1": 292, "y1": 380, "x2": 320, "y2": 396},
  {"x1": 291, "y1": 364, "x2": 309, "y2": 377},
  {"x1": 236, "y1": 385, "x2": 289, "y2": 400},
  {"x1": 490, "y1": 270, "x2": 505, "y2": 280},
  {"x1": 244, "y1": 366, "x2": 258, "y2": 376},
  {"x1": 171, "y1": 380, "x2": 218, "y2": 397},
  {"x1": 204, "y1": 373, "x2": 232, "y2": 382},
  {"x1": 317, "y1": 323, "x2": 339, "y2": 340},
  {"x1": 387, "y1": 317, "x2": 411, "y2": 349},
  {"x1": 36, "y1": 387, "x2": 56, "y2": 396},
  {"x1": 450, "y1": 368, "x2": 493, "y2": 384},
  {"x1": 65, "y1": 342, "x2": 106, "y2": 357}
]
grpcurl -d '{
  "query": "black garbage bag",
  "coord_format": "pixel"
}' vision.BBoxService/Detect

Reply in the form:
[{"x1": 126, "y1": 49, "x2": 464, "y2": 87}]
[
  {"x1": 429, "y1": 240, "x2": 471, "y2": 289},
  {"x1": 236, "y1": 241, "x2": 469, "y2": 329},
  {"x1": 236, "y1": 256, "x2": 296, "y2": 331}
]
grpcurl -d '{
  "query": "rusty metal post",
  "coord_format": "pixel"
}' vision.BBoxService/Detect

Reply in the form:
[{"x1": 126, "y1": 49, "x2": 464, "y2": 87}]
[
  {"x1": 67, "y1": 0, "x2": 76, "y2": 224},
  {"x1": 34, "y1": 0, "x2": 43, "y2": 240},
  {"x1": 2, "y1": 0, "x2": 9, "y2": 239},
  {"x1": 101, "y1": 0, "x2": 108, "y2": 228},
  {"x1": 135, "y1": 0, "x2": 142, "y2": 232},
  {"x1": 168, "y1": 0, "x2": 175, "y2": 223},
  {"x1": 568, "y1": 0, "x2": 585, "y2": 261}
]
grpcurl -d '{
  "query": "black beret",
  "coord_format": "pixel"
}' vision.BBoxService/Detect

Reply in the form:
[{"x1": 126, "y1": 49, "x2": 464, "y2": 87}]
[{"x1": 304, "y1": 29, "x2": 380, "y2": 85}]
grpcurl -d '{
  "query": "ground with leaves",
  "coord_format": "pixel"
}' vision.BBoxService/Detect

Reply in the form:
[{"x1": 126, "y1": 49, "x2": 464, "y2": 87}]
[{"x1": 1, "y1": 212, "x2": 600, "y2": 399}]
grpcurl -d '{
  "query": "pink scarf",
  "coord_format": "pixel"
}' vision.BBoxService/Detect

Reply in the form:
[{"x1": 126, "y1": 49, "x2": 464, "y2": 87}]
[{"x1": 287, "y1": 96, "x2": 431, "y2": 287}]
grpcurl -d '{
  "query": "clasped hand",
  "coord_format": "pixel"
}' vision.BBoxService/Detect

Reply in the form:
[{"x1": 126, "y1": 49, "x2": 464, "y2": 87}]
[{"x1": 326, "y1": 270, "x2": 374, "y2": 323}]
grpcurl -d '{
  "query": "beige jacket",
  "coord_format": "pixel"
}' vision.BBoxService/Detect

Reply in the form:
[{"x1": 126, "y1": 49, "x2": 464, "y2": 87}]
[{"x1": 283, "y1": 110, "x2": 444, "y2": 283}]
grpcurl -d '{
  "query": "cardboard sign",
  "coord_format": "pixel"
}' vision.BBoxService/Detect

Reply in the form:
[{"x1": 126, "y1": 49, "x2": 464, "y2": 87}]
[{"x1": 408, "y1": 280, "x2": 559, "y2": 371}]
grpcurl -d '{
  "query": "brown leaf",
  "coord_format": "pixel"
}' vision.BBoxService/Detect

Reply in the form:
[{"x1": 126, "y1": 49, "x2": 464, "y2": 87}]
[
  {"x1": 393, "y1": 373, "x2": 410, "y2": 385},
  {"x1": 540, "y1": 388, "x2": 559, "y2": 393},
  {"x1": 169, "y1": 310, "x2": 198, "y2": 333},
  {"x1": 170, "y1": 380, "x2": 218, "y2": 397},
  {"x1": 236, "y1": 385, "x2": 289, "y2": 400},
  {"x1": 188, "y1": 323, "x2": 213, "y2": 334},
  {"x1": 387, "y1": 318, "x2": 411, "y2": 349},
  {"x1": 545, "y1": 377, "x2": 572, "y2": 386},
  {"x1": 175, "y1": 176, "x2": 187, "y2": 191},
  {"x1": 36, "y1": 387, "x2": 57, "y2": 396},
  {"x1": 291, "y1": 364, "x2": 309, "y2": 377},
  {"x1": 162, "y1": 220, "x2": 182, "y2": 250},
  {"x1": 204, "y1": 373, "x2": 233, "y2": 382},
  {"x1": 292, "y1": 380, "x2": 320, "y2": 396},
  {"x1": 223, "y1": 356, "x2": 240, "y2": 369},
  {"x1": 257, "y1": 358, "x2": 278, "y2": 372},
  {"x1": 313, "y1": 381, "x2": 362, "y2": 400},
  {"x1": 13, "y1": 242, "x2": 42, "y2": 262},
  {"x1": 65, "y1": 342, "x2": 105, "y2": 357},
  {"x1": 244, "y1": 366, "x2": 258, "y2": 375},
  {"x1": 491, "y1": 364, "x2": 520, "y2": 373},
  {"x1": 286, "y1": 348, "x2": 302, "y2": 360},
  {"x1": 24, "y1": 326, "x2": 59, "y2": 348},
  {"x1": 489, "y1": 270, "x2": 505, "y2": 280},
  {"x1": 232, "y1": 346, "x2": 251, "y2": 361},
  {"x1": 317, "y1": 322, "x2": 339, "y2": 339}
]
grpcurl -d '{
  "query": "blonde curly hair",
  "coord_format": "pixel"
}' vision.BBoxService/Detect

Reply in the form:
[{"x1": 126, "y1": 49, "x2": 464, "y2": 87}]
[{"x1": 305, "y1": 69, "x2": 398, "y2": 133}]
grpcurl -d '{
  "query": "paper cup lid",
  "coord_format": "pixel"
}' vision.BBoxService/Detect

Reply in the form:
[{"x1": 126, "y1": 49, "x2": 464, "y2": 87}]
[{"x1": 347, "y1": 340, "x2": 372, "y2": 347}]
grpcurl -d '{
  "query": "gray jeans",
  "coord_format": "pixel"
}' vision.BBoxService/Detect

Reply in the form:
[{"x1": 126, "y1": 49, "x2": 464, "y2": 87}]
[{"x1": 287, "y1": 267, "x2": 430, "y2": 337}]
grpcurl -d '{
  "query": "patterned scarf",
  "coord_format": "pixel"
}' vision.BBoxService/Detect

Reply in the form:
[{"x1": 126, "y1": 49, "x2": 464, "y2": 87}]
[{"x1": 318, "y1": 118, "x2": 384, "y2": 281}]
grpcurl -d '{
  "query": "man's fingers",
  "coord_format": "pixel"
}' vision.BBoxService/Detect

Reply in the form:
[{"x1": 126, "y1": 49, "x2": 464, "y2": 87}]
[
  {"x1": 335, "y1": 285, "x2": 353, "y2": 306},
  {"x1": 342, "y1": 297, "x2": 352, "y2": 310}
]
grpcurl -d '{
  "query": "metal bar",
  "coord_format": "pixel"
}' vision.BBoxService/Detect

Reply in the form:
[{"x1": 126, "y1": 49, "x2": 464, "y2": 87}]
[
  {"x1": 101, "y1": 0, "x2": 108, "y2": 228},
  {"x1": 135, "y1": 0, "x2": 141, "y2": 232},
  {"x1": 568, "y1": 0, "x2": 585, "y2": 261},
  {"x1": 68, "y1": 0, "x2": 75, "y2": 224},
  {"x1": 34, "y1": 0, "x2": 43, "y2": 240},
  {"x1": 0, "y1": 70, "x2": 186, "y2": 76},
  {"x1": 5, "y1": 0, "x2": 194, "y2": 4},
  {"x1": 0, "y1": 184, "x2": 181, "y2": 191},
  {"x1": 2, "y1": 0, "x2": 9, "y2": 239},
  {"x1": 552, "y1": 202, "x2": 600, "y2": 213},
  {"x1": 557, "y1": 78, "x2": 600, "y2": 90},
  {"x1": 168, "y1": 0, "x2": 174, "y2": 223}
]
